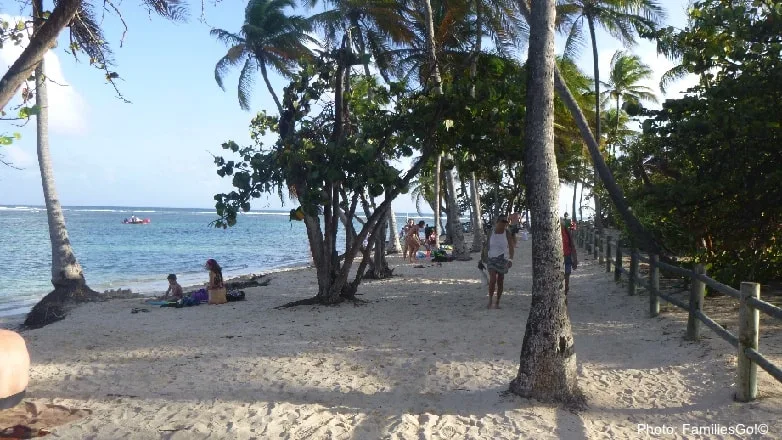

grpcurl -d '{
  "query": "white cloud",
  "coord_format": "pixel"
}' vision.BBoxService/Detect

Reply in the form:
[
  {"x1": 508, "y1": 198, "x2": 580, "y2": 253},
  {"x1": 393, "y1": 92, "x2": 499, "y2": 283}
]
[{"x1": 0, "y1": 14, "x2": 88, "y2": 136}]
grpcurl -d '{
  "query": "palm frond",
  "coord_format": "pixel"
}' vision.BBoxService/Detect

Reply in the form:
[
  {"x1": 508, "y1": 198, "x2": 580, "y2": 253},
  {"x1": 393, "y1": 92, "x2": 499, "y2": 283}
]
[
  {"x1": 238, "y1": 57, "x2": 258, "y2": 111},
  {"x1": 141, "y1": 0, "x2": 188, "y2": 21},
  {"x1": 215, "y1": 45, "x2": 246, "y2": 91}
]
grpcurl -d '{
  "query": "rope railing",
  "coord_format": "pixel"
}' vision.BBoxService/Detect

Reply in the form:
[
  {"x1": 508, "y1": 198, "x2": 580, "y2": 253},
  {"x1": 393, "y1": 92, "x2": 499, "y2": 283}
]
[{"x1": 575, "y1": 224, "x2": 782, "y2": 402}]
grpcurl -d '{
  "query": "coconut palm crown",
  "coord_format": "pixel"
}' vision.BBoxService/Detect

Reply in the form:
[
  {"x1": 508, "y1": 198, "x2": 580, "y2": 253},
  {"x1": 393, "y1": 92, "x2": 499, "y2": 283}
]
[{"x1": 211, "y1": 0, "x2": 315, "y2": 113}]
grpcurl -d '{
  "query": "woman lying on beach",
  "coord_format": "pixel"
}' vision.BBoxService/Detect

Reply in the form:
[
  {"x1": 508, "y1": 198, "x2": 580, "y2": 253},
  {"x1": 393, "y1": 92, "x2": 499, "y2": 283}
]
[{"x1": 205, "y1": 259, "x2": 227, "y2": 305}]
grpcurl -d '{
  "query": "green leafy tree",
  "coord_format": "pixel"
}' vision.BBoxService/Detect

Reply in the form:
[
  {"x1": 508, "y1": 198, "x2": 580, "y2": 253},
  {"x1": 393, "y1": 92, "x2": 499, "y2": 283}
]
[
  {"x1": 212, "y1": 0, "x2": 314, "y2": 114},
  {"x1": 624, "y1": 0, "x2": 782, "y2": 285},
  {"x1": 213, "y1": 49, "x2": 442, "y2": 304}
]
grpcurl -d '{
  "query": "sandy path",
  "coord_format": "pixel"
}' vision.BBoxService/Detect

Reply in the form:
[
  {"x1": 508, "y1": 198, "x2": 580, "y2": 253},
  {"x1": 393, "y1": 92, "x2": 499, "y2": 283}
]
[{"x1": 13, "y1": 238, "x2": 782, "y2": 439}]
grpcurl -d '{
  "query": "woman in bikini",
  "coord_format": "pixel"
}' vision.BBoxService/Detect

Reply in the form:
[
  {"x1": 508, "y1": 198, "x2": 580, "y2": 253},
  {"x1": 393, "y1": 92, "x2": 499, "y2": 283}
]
[
  {"x1": 205, "y1": 259, "x2": 227, "y2": 304},
  {"x1": 406, "y1": 221, "x2": 425, "y2": 262}
]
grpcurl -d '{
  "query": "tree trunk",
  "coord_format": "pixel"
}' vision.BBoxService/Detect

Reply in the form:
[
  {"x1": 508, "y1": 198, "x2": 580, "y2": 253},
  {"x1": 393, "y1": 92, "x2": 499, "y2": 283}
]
[
  {"x1": 509, "y1": 0, "x2": 582, "y2": 405},
  {"x1": 586, "y1": 17, "x2": 603, "y2": 236},
  {"x1": 422, "y1": 0, "x2": 442, "y2": 95},
  {"x1": 433, "y1": 153, "x2": 442, "y2": 247},
  {"x1": 259, "y1": 61, "x2": 283, "y2": 116},
  {"x1": 572, "y1": 180, "x2": 577, "y2": 223},
  {"x1": 24, "y1": 1, "x2": 96, "y2": 329},
  {"x1": 516, "y1": 1, "x2": 665, "y2": 256},
  {"x1": 470, "y1": 172, "x2": 484, "y2": 252},
  {"x1": 0, "y1": 0, "x2": 82, "y2": 112},
  {"x1": 444, "y1": 157, "x2": 469, "y2": 259},
  {"x1": 387, "y1": 205, "x2": 402, "y2": 254}
]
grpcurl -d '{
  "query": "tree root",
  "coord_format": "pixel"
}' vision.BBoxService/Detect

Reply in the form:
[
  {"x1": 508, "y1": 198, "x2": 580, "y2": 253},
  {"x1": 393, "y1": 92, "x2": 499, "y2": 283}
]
[{"x1": 275, "y1": 292, "x2": 367, "y2": 309}]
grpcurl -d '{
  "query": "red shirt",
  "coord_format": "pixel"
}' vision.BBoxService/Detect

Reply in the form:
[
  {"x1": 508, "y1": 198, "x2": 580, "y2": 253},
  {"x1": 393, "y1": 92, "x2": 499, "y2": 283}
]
[{"x1": 561, "y1": 226, "x2": 572, "y2": 256}]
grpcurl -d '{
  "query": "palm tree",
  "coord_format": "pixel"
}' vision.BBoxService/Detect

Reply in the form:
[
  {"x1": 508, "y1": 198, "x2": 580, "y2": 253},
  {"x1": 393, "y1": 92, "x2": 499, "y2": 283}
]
[
  {"x1": 510, "y1": 0, "x2": 582, "y2": 404},
  {"x1": 601, "y1": 50, "x2": 657, "y2": 158},
  {"x1": 212, "y1": 0, "x2": 314, "y2": 114},
  {"x1": 25, "y1": 0, "x2": 185, "y2": 328},
  {"x1": 557, "y1": 0, "x2": 665, "y2": 233}
]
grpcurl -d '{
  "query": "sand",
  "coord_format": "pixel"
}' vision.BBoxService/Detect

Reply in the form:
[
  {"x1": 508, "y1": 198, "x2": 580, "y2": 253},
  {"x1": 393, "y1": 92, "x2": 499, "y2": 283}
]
[{"x1": 6, "y1": 237, "x2": 782, "y2": 439}]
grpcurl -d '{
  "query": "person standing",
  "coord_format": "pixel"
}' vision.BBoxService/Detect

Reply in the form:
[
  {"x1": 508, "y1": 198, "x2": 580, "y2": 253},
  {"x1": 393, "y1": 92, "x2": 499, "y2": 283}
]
[
  {"x1": 562, "y1": 219, "x2": 578, "y2": 295},
  {"x1": 481, "y1": 215, "x2": 515, "y2": 309},
  {"x1": 401, "y1": 219, "x2": 414, "y2": 260}
]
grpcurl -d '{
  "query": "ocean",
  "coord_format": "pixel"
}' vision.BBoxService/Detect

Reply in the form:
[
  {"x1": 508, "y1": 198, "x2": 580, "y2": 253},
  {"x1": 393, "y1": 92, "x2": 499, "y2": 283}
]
[{"x1": 0, "y1": 205, "x2": 435, "y2": 319}]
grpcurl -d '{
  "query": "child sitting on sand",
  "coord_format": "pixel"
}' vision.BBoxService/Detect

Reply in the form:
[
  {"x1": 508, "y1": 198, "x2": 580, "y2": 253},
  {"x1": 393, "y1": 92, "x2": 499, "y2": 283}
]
[{"x1": 165, "y1": 274, "x2": 184, "y2": 299}]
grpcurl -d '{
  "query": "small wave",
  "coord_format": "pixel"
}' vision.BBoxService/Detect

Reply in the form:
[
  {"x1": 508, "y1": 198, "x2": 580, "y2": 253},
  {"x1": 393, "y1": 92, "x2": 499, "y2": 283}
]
[
  {"x1": 240, "y1": 211, "x2": 289, "y2": 216},
  {"x1": 0, "y1": 206, "x2": 41, "y2": 212}
]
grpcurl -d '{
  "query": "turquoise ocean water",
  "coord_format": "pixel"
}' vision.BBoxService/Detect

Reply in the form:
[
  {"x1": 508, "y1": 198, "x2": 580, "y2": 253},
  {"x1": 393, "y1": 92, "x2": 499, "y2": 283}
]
[{"x1": 0, "y1": 205, "x2": 425, "y2": 318}]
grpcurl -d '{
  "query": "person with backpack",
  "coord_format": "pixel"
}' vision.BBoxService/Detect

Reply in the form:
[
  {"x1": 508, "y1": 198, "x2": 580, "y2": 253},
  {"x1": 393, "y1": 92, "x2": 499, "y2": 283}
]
[{"x1": 480, "y1": 215, "x2": 516, "y2": 309}]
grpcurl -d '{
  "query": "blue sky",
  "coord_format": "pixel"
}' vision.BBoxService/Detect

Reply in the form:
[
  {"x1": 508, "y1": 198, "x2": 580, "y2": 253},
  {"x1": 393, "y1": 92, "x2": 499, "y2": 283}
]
[{"x1": 0, "y1": 0, "x2": 693, "y2": 215}]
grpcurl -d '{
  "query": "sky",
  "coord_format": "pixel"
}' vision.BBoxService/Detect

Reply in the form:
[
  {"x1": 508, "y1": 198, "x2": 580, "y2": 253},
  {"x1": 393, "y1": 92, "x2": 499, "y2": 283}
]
[{"x1": 0, "y1": 0, "x2": 697, "y2": 215}]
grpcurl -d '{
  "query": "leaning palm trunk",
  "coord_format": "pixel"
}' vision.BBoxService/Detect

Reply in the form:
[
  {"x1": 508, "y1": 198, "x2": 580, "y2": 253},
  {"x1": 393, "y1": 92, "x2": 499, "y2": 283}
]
[
  {"x1": 444, "y1": 157, "x2": 469, "y2": 259},
  {"x1": 517, "y1": 0, "x2": 664, "y2": 256},
  {"x1": 25, "y1": 26, "x2": 96, "y2": 329},
  {"x1": 509, "y1": 0, "x2": 582, "y2": 404},
  {"x1": 0, "y1": 0, "x2": 81, "y2": 111},
  {"x1": 470, "y1": 172, "x2": 484, "y2": 252}
]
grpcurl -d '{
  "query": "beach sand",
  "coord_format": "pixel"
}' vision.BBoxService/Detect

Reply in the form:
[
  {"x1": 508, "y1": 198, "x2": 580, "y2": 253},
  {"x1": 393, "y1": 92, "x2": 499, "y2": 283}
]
[{"x1": 7, "y1": 238, "x2": 782, "y2": 439}]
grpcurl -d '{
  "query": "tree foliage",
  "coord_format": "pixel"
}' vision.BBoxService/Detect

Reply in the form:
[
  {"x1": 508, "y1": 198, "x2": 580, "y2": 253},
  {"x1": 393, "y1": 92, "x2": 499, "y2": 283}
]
[{"x1": 625, "y1": 0, "x2": 782, "y2": 284}]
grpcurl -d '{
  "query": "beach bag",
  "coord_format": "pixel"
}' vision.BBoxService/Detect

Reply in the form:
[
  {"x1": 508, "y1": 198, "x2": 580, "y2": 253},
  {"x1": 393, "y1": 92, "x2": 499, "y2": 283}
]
[
  {"x1": 208, "y1": 287, "x2": 227, "y2": 305},
  {"x1": 226, "y1": 290, "x2": 246, "y2": 302},
  {"x1": 192, "y1": 288, "x2": 208, "y2": 303},
  {"x1": 432, "y1": 249, "x2": 448, "y2": 262}
]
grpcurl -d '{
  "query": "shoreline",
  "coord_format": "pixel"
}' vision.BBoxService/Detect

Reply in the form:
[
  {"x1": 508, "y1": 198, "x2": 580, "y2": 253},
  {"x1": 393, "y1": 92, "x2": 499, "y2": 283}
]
[{"x1": 0, "y1": 262, "x2": 314, "y2": 330}]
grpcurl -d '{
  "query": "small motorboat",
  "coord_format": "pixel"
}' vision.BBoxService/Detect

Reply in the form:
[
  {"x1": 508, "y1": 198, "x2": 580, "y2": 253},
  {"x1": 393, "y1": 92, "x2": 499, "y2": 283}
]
[{"x1": 123, "y1": 217, "x2": 150, "y2": 224}]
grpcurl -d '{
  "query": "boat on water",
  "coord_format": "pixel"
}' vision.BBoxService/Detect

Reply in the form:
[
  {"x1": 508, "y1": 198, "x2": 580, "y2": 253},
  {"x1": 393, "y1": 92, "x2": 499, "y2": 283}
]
[{"x1": 122, "y1": 217, "x2": 150, "y2": 224}]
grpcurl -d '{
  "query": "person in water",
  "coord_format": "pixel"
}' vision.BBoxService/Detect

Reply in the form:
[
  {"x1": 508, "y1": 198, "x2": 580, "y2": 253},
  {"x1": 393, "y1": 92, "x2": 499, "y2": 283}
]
[
  {"x1": 205, "y1": 259, "x2": 227, "y2": 304},
  {"x1": 165, "y1": 273, "x2": 184, "y2": 299}
]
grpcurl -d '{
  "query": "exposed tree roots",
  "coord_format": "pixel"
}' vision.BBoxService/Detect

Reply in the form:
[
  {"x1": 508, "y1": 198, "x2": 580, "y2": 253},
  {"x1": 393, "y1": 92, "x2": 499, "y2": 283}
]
[{"x1": 24, "y1": 283, "x2": 102, "y2": 329}]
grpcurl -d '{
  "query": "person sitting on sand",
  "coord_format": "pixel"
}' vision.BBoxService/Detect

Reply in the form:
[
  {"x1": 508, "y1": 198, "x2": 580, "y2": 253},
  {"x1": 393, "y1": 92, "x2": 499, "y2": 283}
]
[
  {"x1": 0, "y1": 329, "x2": 29, "y2": 410},
  {"x1": 406, "y1": 221, "x2": 425, "y2": 262},
  {"x1": 480, "y1": 215, "x2": 515, "y2": 309},
  {"x1": 165, "y1": 273, "x2": 184, "y2": 299},
  {"x1": 205, "y1": 259, "x2": 227, "y2": 305}
]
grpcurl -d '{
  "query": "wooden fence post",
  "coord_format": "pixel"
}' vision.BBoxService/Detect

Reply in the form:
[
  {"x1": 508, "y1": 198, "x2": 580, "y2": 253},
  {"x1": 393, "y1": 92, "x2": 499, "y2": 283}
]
[
  {"x1": 605, "y1": 237, "x2": 612, "y2": 273},
  {"x1": 614, "y1": 239, "x2": 622, "y2": 282},
  {"x1": 628, "y1": 249, "x2": 639, "y2": 296},
  {"x1": 649, "y1": 254, "x2": 660, "y2": 317},
  {"x1": 597, "y1": 232, "x2": 604, "y2": 265},
  {"x1": 736, "y1": 282, "x2": 760, "y2": 402},
  {"x1": 686, "y1": 264, "x2": 706, "y2": 340}
]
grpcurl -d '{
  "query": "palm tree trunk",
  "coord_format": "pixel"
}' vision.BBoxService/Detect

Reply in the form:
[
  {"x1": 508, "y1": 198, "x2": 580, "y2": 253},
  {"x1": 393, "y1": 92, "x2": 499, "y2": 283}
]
[
  {"x1": 509, "y1": 0, "x2": 581, "y2": 404},
  {"x1": 422, "y1": 0, "x2": 442, "y2": 95},
  {"x1": 517, "y1": 0, "x2": 665, "y2": 256},
  {"x1": 586, "y1": 16, "x2": 603, "y2": 236},
  {"x1": 433, "y1": 154, "x2": 442, "y2": 247},
  {"x1": 259, "y1": 61, "x2": 283, "y2": 115},
  {"x1": 444, "y1": 157, "x2": 469, "y2": 259},
  {"x1": 25, "y1": 0, "x2": 95, "y2": 329},
  {"x1": 470, "y1": 172, "x2": 484, "y2": 252},
  {"x1": 572, "y1": 180, "x2": 577, "y2": 223},
  {"x1": 387, "y1": 206, "x2": 402, "y2": 254},
  {"x1": 0, "y1": 0, "x2": 81, "y2": 111}
]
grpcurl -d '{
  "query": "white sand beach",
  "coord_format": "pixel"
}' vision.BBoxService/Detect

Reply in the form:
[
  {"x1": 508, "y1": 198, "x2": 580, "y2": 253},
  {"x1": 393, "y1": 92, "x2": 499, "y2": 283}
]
[{"x1": 5, "y1": 238, "x2": 782, "y2": 439}]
